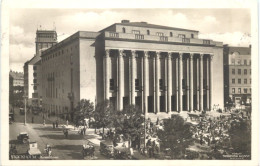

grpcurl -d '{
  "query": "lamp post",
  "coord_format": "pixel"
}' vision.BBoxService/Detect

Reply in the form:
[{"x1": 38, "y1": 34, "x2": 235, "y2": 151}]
[{"x1": 23, "y1": 92, "x2": 27, "y2": 126}]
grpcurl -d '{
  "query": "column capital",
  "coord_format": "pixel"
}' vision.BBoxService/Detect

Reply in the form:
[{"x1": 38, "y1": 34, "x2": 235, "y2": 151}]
[
  {"x1": 155, "y1": 51, "x2": 161, "y2": 58},
  {"x1": 105, "y1": 49, "x2": 110, "y2": 57},
  {"x1": 144, "y1": 51, "x2": 149, "y2": 58},
  {"x1": 167, "y1": 52, "x2": 172, "y2": 59},
  {"x1": 119, "y1": 50, "x2": 125, "y2": 56},
  {"x1": 199, "y1": 53, "x2": 204, "y2": 59},
  {"x1": 179, "y1": 52, "x2": 183, "y2": 60},
  {"x1": 189, "y1": 53, "x2": 194, "y2": 60},
  {"x1": 131, "y1": 50, "x2": 137, "y2": 58},
  {"x1": 209, "y1": 54, "x2": 214, "y2": 60}
]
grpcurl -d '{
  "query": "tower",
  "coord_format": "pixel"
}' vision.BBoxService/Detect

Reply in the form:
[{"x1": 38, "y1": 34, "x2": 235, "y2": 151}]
[{"x1": 35, "y1": 30, "x2": 57, "y2": 55}]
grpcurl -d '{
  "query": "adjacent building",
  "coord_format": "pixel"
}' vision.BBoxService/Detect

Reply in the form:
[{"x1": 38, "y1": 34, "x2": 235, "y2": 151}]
[
  {"x1": 224, "y1": 45, "x2": 251, "y2": 108},
  {"x1": 41, "y1": 20, "x2": 224, "y2": 119},
  {"x1": 24, "y1": 30, "x2": 57, "y2": 107},
  {"x1": 9, "y1": 71, "x2": 24, "y2": 107}
]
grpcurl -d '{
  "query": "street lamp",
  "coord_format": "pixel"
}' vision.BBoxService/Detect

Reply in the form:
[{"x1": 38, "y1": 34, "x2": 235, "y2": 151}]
[{"x1": 23, "y1": 91, "x2": 27, "y2": 126}]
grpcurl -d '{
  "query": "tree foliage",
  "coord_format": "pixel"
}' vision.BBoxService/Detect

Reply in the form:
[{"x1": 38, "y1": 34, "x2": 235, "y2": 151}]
[
  {"x1": 157, "y1": 115, "x2": 193, "y2": 158},
  {"x1": 229, "y1": 118, "x2": 251, "y2": 155},
  {"x1": 74, "y1": 99, "x2": 94, "y2": 125}
]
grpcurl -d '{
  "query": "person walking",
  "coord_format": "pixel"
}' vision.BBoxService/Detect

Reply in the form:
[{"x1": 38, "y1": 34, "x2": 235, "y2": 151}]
[
  {"x1": 56, "y1": 121, "x2": 58, "y2": 128},
  {"x1": 53, "y1": 122, "x2": 55, "y2": 129},
  {"x1": 83, "y1": 127, "x2": 86, "y2": 135}
]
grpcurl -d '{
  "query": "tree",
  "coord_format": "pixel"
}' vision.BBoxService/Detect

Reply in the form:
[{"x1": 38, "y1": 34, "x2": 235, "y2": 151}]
[
  {"x1": 229, "y1": 118, "x2": 251, "y2": 156},
  {"x1": 113, "y1": 105, "x2": 144, "y2": 147},
  {"x1": 157, "y1": 115, "x2": 193, "y2": 159},
  {"x1": 73, "y1": 99, "x2": 94, "y2": 126},
  {"x1": 94, "y1": 100, "x2": 115, "y2": 136}
]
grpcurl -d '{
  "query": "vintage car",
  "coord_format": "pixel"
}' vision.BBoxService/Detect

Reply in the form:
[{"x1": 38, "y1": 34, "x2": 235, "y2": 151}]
[
  {"x1": 82, "y1": 143, "x2": 95, "y2": 158},
  {"x1": 114, "y1": 147, "x2": 132, "y2": 159},
  {"x1": 27, "y1": 142, "x2": 41, "y2": 159},
  {"x1": 100, "y1": 140, "x2": 114, "y2": 158},
  {"x1": 17, "y1": 132, "x2": 29, "y2": 144}
]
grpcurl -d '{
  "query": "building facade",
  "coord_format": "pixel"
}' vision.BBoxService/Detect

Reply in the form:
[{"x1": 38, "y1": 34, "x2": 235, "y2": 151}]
[
  {"x1": 24, "y1": 30, "x2": 57, "y2": 106},
  {"x1": 224, "y1": 45, "x2": 251, "y2": 107},
  {"x1": 9, "y1": 71, "x2": 24, "y2": 107},
  {"x1": 41, "y1": 20, "x2": 224, "y2": 119}
]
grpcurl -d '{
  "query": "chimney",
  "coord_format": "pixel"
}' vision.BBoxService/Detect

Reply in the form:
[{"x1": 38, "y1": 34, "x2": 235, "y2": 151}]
[{"x1": 121, "y1": 20, "x2": 130, "y2": 23}]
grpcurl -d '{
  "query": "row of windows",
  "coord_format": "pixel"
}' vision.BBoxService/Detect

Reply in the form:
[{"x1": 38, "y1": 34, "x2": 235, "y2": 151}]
[
  {"x1": 37, "y1": 34, "x2": 56, "y2": 38},
  {"x1": 42, "y1": 45, "x2": 77, "y2": 62},
  {"x1": 232, "y1": 88, "x2": 251, "y2": 94},
  {"x1": 122, "y1": 27, "x2": 195, "y2": 38},
  {"x1": 231, "y1": 78, "x2": 251, "y2": 84},
  {"x1": 231, "y1": 68, "x2": 251, "y2": 75},
  {"x1": 231, "y1": 59, "x2": 251, "y2": 65}
]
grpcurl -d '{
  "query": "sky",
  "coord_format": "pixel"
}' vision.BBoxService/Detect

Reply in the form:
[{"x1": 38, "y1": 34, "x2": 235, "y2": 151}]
[{"x1": 9, "y1": 8, "x2": 251, "y2": 72}]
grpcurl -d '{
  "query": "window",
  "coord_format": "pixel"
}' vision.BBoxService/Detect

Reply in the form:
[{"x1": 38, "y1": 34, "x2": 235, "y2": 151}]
[
  {"x1": 159, "y1": 79, "x2": 164, "y2": 90},
  {"x1": 33, "y1": 86, "x2": 37, "y2": 90},
  {"x1": 244, "y1": 60, "x2": 247, "y2": 65},
  {"x1": 232, "y1": 79, "x2": 235, "y2": 84},
  {"x1": 244, "y1": 88, "x2": 248, "y2": 93},
  {"x1": 238, "y1": 69, "x2": 241, "y2": 75},
  {"x1": 170, "y1": 32, "x2": 173, "y2": 37},
  {"x1": 232, "y1": 88, "x2": 235, "y2": 93},
  {"x1": 33, "y1": 73, "x2": 37, "y2": 77},
  {"x1": 147, "y1": 30, "x2": 150, "y2": 35},
  {"x1": 33, "y1": 66, "x2": 37, "y2": 70},
  {"x1": 191, "y1": 34, "x2": 194, "y2": 38},
  {"x1": 244, "y1": 79, "x2": 247, "y2": 84},
  {"x1": 178, "y1": 34, "x2": 185, "y2": 38},
  {"x1": 122, "y1": 27, "x2": 126, "y2": 33},
  {"x1": 232, "y1": 69, "x2": 235, "y2": 74},
  {"x1": 109, "y1": 79, "x2": 114, "y2": 91},
  {"x1": 132, "y1": 30, "x2": 140, "y2": 34},
  {"x1": 135, "y1": 79, "x2": 140, "y2": 91},
  {"x1": 244, "y1": 69, "x2": 247, "y2": 75},
  {"x1": 33, "y1": 79, "x2": 37, "y2": 84},
  {"x1": 238, "y1": 88, "x2": 241, "y2": 93},
  {"x1": 238, "y1": 79, "x2": 241, "y2": 84},
  {"x1": 231, "y1": 59, "x2": 235, "y2": 64},
  {"x1": 237, "y1": 59, "x2": 241, "y2": 65},
  {"x1": 203, "y1": 40, "x2": 210, "y2": 45},
  {"x1": 249, "y1": 88, "x2": 251, "y2": 93},
  {"x1": 156, "y1": 32, "x2": 164, "y2": 36}
]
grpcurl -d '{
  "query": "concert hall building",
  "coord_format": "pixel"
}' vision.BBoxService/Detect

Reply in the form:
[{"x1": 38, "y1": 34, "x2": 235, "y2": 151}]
[{"x1": 41, "y1": 20, "x2": 224, "y2": 118}]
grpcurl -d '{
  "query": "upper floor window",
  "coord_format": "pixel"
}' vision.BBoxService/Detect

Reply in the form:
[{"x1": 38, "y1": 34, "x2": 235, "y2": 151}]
[
  {"x1": 232, "y1": 88, "x2": 235, "y2": 94},
  {"x1": 191, "y1": 34, "x2": 194, "y2": 38},
  {"x1": 238, "y1": 69, "x2": 241, "y2": 75},
  {"x1": 147, "y1": 30, "x2": 150, "y2": 35},
  {"x1": 244, "y1": 60, "x2": 247, "y2": 65},
  {"x1": 122, "y1": 27, "x2": 126, "y2": 33},
  {"x1": 238, "y1": 79, "x2": 241, "y2": 84},
  {"x1": 33, "y1": 79, "x2": 37, "y2": 84},
  {"x1": 33, "y1": 73, "x2": 37, "y2": 77},
  {"x1": 244, "y1": 79, "x2": 247, "y2": 84},
  {"x1": 132, "y1": 30, "x2": 140, "y2": 34},
  {"x1": 156, "y1": 32, "x2": 164, "y2": 36},
  {"x1": 231, "y1": 59, "x2": 235, "y2": 64},
  {"x1": 244, "y1": 69, "x2": 247, "y2": 75},
  {"x1": 33, "y1": 66, "x2": 37, "y2": 70},
  {"x1": 232, "y1": 69, "x2": 235, "y2": 74},
  {"x1": 170, "y1": 32, "x2": 173, "y2": 37},
  {"x1": 244, "y1": 88, "x2": 248, "y2": 93},
  {"x1": 232, "y1": 79, "x2": 235, "y2": 84},
  {"x1": 237, "y1": 59, "x2": 241, "y2": 65},
  {"x1": 178, "y1": 34, "x2": 185, "y2": 38},
  {"x1": 238, "y1": 88, "x2": 241, "y2": 93}
]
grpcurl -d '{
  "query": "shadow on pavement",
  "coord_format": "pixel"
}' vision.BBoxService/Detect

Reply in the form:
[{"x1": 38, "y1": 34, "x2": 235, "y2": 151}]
[
  {"x1": 40, "y1": 134, "x2": 89, "y2": 140},
  {"x1": 33, "y1": 127, "x2": 64, "y2": 132},
  {"x1": 53, "y1": 145, "x2": 83, "y2": 160}
]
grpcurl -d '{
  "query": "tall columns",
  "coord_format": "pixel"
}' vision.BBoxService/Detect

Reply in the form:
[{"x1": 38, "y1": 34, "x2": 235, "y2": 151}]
[
  {"x1": 104, "y1": 49, "x2": 110, "y2": 100},
  {"x1": 186, "y1": 57, "x2": 190, "y2": 111},
  {"x1": 167, "y1": 52, "x2": 172, "y2": 113},
  {"x1": 118, "y1": 50, "x2": 124, "y2": 110},
  {"x1": 155, "y1": 51, "x2": 160, "y2": 114},
  {"x1": 130, "y1": 50, "x2": 136, "y2": 105},
  {"x1": 175, "y1": 57, "x2": 179, "y2": 111},
  {"x1": 206, "y1": 55, "x2": 210, "y2": 110},
  {"x1": 178, "y1": 53, "x2": 183, "y2": 112},
  {"x1": 189, "y1": 53, "x2": 194, "y2": 112},
  {"x1": 199, "y1": 53, "x2": 204, "y2": 111},
  {"x1": 143, "y1": 51, "x2": 148, "y2": 115},
  {"x1": 209, "y1": 54, "x2": 213, "y2": 110}
]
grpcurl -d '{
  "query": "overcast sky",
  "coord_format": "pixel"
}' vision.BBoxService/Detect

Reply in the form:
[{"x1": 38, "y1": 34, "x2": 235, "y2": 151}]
[{"x1": 9, "y1": 8, "x2": 251, "y2": 72}]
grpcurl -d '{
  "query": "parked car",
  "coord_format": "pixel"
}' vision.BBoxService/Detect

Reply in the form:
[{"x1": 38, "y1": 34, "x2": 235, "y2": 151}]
[{"x1": 17, "y1": 132, "x2": 29, "y2": 144}]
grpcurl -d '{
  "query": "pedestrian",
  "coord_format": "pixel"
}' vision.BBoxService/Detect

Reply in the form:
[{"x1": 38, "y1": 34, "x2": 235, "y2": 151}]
[
  {"x1": 83, "y1": 127, "x2": 86, "y2": 135},
  {"x1": 66, "y1": 120, "x2": 68, "y2": 126},
  {"x1": 56, "y1": 121, "x2": 58, "y2": 128},
  {"x1": 53, "y1": 122, "x2": 55, "y2": 129},
  {"x1": 43, "y1": 119, "x2": 46, "y2": 126}
]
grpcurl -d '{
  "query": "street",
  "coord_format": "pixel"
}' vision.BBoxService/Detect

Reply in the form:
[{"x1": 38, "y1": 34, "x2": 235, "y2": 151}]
[{"x1": 9, "y1": 107, "x2": 108, "y2": 160}]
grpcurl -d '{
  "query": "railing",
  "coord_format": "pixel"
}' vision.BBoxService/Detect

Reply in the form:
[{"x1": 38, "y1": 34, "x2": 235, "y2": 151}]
[
  {"x1": 203, "y1": 40, "x2": 210, "y2": 45},
  {"x1": 135, "y1": 34, "x2": 144, "y2": 40},
  {"x1": 182, "y1": 38, "x2": 190, "y2": 43},
  {"x1": 109, "y1": 32, "x2": 119, "y2": 38},
  {"x1": 160, "y1": 36, "x2": 168, "y2": 42}
]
